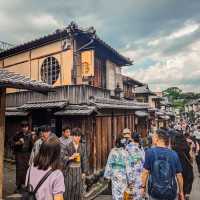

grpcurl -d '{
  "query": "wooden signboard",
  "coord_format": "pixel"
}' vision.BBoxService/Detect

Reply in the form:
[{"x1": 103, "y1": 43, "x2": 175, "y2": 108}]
[{"x1": 81, "y1": 50, "x2": 94, "y2": 77}]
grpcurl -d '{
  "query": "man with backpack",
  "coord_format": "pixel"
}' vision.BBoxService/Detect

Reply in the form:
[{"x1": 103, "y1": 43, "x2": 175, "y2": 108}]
[{"x1": 141, "y1": 128, "x2": 185, "y2": 200}]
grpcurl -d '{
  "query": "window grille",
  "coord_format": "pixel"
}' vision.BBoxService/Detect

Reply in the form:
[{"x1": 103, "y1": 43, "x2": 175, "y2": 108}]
[{"x1": 41, "y1": 57, "x2": 60, "y2": 85}]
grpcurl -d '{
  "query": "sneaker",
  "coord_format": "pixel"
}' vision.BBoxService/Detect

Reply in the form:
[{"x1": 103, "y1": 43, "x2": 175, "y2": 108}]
[{"x1": 185, "y1": 195, "x2": 190, "y2": 200}]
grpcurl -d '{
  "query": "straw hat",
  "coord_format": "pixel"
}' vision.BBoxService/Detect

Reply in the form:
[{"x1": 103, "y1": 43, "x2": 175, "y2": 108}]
[{"x1": 122, "y1": 128, "x2": 131, "y2": 138}]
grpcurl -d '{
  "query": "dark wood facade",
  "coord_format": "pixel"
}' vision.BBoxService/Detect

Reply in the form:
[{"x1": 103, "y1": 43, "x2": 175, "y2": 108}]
[{"x1": 5, "y1": 85, "x2": 148, "y2": 173}]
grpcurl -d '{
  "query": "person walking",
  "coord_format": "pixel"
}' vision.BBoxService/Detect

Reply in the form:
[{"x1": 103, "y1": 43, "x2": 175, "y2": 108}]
[
  {"x1": 62, "y1": 128, "x2": 88, "y2": 200},
  {"x1": 12, "y1": 121, "x2": 34, "y2": 192},
  {"x1": 59, "y1": 126, "x2": 72, "y2": 154},
  {"x1": 172, "y1": 133, "x2": 194, "y2": 200},
  {"x1": 195, "y1": 138, "x2": 200, "y2": 175},
  {"x1": 141, "y1": 128, "x2": 185, "y2": 200},
  {"x1": 29, "y1": 125, "x2": 56, "y2": 165},
  {"x1": 104, "y1": 135, "x2": 132, "y2": 200},
  {"x1": 25, "y1": 136, "x2": 65, "y2": 200},
  {"x1": 126, "y1": 132, "x2": 145, "y2": 200}
]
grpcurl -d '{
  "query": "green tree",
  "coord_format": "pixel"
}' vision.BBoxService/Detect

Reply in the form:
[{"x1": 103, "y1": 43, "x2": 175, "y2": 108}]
[{"x1": 163, "y1": 87, "x2": 182, "y2": 100}]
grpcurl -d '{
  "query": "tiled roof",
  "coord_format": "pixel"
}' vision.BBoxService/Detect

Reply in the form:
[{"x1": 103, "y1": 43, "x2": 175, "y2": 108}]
[
  {"x1": 154, "y1": 109, "x2": 175, "y2": 117},
  {"x1": 90, "y1": 97, "x2": 148, "y2": 110},
  {"x1": 165, "y1": 111, "x2": 175, "y2": 116},
  {"x1": 19, "y1": 100, "x2": 67, "y2": 110},
  {"x1": 134, "y1": 85, "x2": 155, "y2": 95},
  {"x1": 122, "y1": 75, "x2": 144, "y2": 86},
  {"x1": 186, "y1": 99, "x2": 200, "y2": 106},
  {"x1": 6, "y1": 107, "x2": 29, "y2": 117},
  {"x1": 148, "y1": 108, "x2": 157, "y2": 112},
  {"x1": 160, "y1": 101, "x2": 172, "y2": 106},
  {"x1": 135, "y1": 110, "x2": 149, "y2": 117},
  {"x1": 151, "y1": 95, "x2": 164, "y2": 100},
  {"x1": 155, "y1": 110, "x2": 165, "y2": 116},
  {"x1": 159, "y1": 115, "x2": 170, "y2": 120},
  {"x1": 0, "y1": 68, "x2": 53, "y2": 92},
  {"x1": 0, "y1": 22, "x2": 132, "y2": 66},
  {"x1": 6, "y1": 111, "x2": 29, "y2": 117},
  {"x1": 54, "y1": 105, "x2": 96, "y2": 116}
]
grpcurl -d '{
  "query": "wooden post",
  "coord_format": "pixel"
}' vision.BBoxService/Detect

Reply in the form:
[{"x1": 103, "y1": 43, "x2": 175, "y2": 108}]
[{"x1": 0, "y1": 88, "x2": 6, "y2": 199}]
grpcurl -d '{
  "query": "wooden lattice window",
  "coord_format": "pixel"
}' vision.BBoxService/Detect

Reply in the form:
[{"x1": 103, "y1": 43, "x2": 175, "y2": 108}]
[{"x1": 41, "y1": 57, "x2": 60, "y2": 85}]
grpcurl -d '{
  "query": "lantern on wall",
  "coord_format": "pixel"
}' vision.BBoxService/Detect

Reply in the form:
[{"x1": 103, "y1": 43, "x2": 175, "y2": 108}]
[
  {"x1": 114, "y1": 84, "x2": 122, "y2": 99},
  {"x1": 135, "y1": 117, "x2": 138, "y2": 125},
  {"x1": 81, "y1": 50, "x2": 94, "y2": 77},
  {"x1": 82, "y1": 62, "x2": 90, "y2": 75}
]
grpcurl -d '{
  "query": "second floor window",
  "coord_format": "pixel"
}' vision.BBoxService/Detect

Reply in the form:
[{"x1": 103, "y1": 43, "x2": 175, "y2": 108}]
[{"x1": 41, "y1": 56, "x2": 60, "y2": 85}]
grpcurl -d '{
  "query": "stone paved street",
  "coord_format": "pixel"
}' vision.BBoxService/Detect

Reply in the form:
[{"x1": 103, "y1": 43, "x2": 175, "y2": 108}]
[
  {"x1": 4, "y1": 162, "x2": 16, "y2": 197},
  {"x1": 3, "y1": 162, "x2": 200, "y2": 200},
  {"x1": 94, "y1": 195, "x2": 111, "y2": 200},
  {"x1": 190, "y1": 163, "x2": 200, "y2": 200}
]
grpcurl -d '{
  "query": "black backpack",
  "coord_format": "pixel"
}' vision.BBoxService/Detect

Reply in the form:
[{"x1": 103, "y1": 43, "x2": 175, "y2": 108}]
[
  {"x1": 21, "y1": 168, "x2": 53, "y2": 200},
  {"x1": 148, "y1": 149, "x2": 177, "y2": 200}
]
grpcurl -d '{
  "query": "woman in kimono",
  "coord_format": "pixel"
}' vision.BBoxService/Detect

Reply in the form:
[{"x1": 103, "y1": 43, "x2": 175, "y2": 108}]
[
  {"x1": 104, "y1": 135, "x2": 132, "y2": 200},
  {"x1": 62, "y1": 128, "x2": 88, "y2": 200},
  {"x1": 126, "y1": 132, "x2": 145, "y2": 200}
]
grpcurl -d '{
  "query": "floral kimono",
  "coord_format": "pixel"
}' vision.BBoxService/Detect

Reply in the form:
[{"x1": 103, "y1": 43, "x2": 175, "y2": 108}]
[
  {"x1": 104, "y1": 147, "x2": 132, "y2": 200},
  {"x1": 126, "y1": 142, "x2": 145, "y2": 200}
]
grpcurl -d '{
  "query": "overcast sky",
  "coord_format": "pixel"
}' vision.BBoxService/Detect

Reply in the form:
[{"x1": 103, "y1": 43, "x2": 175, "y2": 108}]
[{"x1": 0, "y1": 0, "x2": 200, "y2": 92}]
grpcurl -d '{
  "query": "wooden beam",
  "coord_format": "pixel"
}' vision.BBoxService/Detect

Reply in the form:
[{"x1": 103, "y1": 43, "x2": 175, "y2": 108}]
[{"x1": 0, "y1": 88, "x2": 6, "y2": 199}]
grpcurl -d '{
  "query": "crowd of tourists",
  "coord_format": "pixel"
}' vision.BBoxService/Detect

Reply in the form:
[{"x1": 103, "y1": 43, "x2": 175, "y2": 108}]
[
  {"x1": 12, "y1": 121, "x2": 88, "y2": 200},
  {"x1": 104, "y1": 119, "x2": 200, "y2": 200},
  {"x1": 11, "y1": 118, "x2": 200, "y2": 200}
]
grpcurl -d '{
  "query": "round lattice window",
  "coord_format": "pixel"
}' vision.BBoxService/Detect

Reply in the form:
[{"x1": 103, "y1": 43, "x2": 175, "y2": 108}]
[{"x1": 41, "y1": 57, "x2": 60, "y2": 85}]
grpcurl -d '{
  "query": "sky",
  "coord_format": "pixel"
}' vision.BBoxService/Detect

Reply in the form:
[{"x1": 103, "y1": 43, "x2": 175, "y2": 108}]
[{"x1": 0, "y1": 0, "x2": 200, "y2": 92}]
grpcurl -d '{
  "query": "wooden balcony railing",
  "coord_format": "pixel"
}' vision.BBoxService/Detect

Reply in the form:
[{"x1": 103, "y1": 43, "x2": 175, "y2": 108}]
[{"x1": 6, "y1": 85, "x2": 111, "y2": 107}]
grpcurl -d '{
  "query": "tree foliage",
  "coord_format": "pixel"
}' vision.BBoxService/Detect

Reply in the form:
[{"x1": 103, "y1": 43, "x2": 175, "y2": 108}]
[
  {"x1": 162, "y1": 87, "x2": 200, "y2": 110},
  {"x1": 163, "y1": 87, "x2": 182, "y2": 100}
]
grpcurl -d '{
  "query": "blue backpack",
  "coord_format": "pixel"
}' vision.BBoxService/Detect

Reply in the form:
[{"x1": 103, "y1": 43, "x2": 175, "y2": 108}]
[{"x1": 148, "y1": 149, "x2": 177, "y2": 200}]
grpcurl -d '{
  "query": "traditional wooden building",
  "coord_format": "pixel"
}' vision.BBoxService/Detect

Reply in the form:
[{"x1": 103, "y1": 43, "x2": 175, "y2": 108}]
[
  {"x1": 0, "y1": 68, "x2": 52, "y2": 198},
  {"x1": 122, "y1": 76, "x2": 149, "y2": 137},
  {"x1": 122, "y1": 78, "x2": 175, "y2": 131},
  {"x1": 149, "y1": 96, "x2": 175, "y2": 129},
  {"x1": 0, "y1": 23, "x2": 149, "y2": 173},
  {"x1": 123, "y1": 75, "x2": 144, "y2": 100},
  {"x1": 134, "y1": 84, "x2": 155, "y2": 103}
]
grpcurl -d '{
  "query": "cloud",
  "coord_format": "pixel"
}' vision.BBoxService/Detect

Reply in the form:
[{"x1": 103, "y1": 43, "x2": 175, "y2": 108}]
[
  {"x1": 30, "y1": 15, "x2": 63, "y2": 29},
  {"x1": 0, "y1": 0, "x2": 200, "y2": 92},
  {"x1": 121, "y1": 18, "x2": 200, "y2": 92},
  {"x1": 123, "y1": 39, "x2": 200, "y2": 92}
]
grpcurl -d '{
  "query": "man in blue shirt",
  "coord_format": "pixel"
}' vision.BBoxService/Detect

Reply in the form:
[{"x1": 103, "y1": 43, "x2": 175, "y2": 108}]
[{"x1": 141, "y1": 128, "x2": 185, "y2": 200}]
